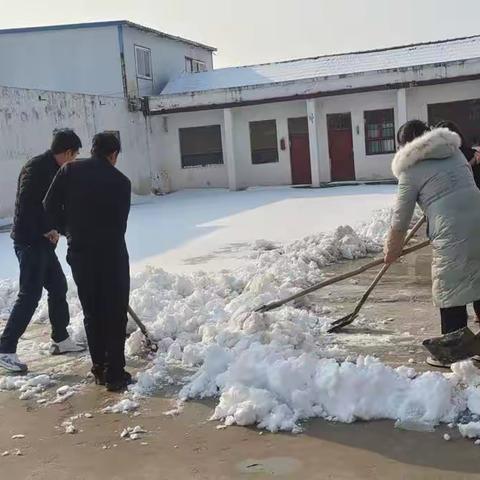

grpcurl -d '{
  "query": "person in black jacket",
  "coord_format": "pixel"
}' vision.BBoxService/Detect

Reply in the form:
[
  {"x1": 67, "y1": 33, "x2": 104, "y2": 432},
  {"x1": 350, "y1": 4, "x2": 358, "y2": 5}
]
[
  {"x1": 44, "y1": 132, "x2": 132, "y2": 392},
  {"x1": 0, "y1": 130, "x2": 85, "y2": 373},
  {"x1": 436, "y1": 121, "x2": 480, "y2": 188}
]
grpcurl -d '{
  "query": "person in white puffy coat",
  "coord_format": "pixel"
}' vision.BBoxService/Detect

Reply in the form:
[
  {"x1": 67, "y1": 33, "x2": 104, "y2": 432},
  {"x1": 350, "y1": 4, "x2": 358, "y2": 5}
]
[{"x1": 384, "y1": 120, "x2": 480, "y2": 366}]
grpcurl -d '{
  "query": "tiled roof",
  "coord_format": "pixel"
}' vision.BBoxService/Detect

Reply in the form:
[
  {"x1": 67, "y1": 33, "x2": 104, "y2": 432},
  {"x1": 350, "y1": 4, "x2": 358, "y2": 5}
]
[{"x1": 162, "y1": 35, "x2": 480, "y2": 94}]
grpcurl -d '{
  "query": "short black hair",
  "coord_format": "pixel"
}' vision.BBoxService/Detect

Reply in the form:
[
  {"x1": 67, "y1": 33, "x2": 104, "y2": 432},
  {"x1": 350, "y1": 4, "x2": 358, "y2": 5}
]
[
  {"x1": 51, "y1": 129, "x2": 82, "y2": 154},
  {"x1": 91, "y1": 132, "x2": 121, "y2": 158},
  {"x1": 435, "y1": 120, "x2": 466, "y2": 146},
  {"x1": 397, "y1": 120, "x2": 430, "y2": 147}
]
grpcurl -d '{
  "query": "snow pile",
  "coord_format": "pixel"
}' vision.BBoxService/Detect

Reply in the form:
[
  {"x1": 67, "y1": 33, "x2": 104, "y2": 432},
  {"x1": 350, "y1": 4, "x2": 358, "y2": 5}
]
[
  {"x1": 112, "y1": 208, "x2": 465, "y2": 433},
  {"x1": 0, "y1": 374, "x2": 54, "y2": 400},
  {"x1": 4, "y1": 208, "x2": 452, "y2": 433},
  {"x1": 181, "y1": 348, "x2": 461, "y2": 432}
]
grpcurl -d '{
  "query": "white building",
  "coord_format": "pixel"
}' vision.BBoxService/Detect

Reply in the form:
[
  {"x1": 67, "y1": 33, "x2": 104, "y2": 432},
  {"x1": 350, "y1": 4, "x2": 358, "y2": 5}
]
[
  {"x1": 148, "y1": 35, "x2": 480, "y2": 190},
  {"x1": 0, "y1": 21, "x2": 215, "y2": 98},
  {"x1": 1, "y1": 30, "x2": 480, "y2": 218}
]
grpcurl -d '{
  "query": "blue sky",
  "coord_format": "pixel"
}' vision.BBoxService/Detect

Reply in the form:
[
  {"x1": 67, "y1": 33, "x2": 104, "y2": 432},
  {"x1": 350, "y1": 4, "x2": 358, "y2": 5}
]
[{"x1": 1, "y1": 0, "x2": 479, "y2": 67}]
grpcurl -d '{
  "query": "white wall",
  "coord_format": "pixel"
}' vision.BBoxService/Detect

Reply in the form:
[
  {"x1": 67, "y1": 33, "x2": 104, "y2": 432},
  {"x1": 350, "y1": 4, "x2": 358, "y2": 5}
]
[
  {"x1": 0, "y1": 27, "x2": 124, "y2": 96},
  {"x1": 232, "y1": 101, "x2": 307, "y2": 189},
  {"x1": 406, "y1": 79, "x2": 480, "y2": 123},
  {"x1": 152, "y1": 79, "x2": 480, "y2": 188},
  {"x1": 0, "y1": 86, "x2": 152, "y2": 218},
  {"x1": 122, "y1": 26, "x2": 214, "y2": 97},
  {"x1": 150, "y1": 109, "x2": 228, "y2": 190}
]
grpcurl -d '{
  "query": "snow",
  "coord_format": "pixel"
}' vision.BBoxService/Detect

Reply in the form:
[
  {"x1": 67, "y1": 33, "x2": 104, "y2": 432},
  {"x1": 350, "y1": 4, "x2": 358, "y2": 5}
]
[
  {"x1": 0, "y1": 374, "x2": 54, "y2": 400},
  {"x1": 459, "y1": 422, "x2": 480, "y2": 439},
  {"x1": 7, "y1": 185, "x2": 480, "y2": 435},
  {"x1": 162, "y1": 36, "x2": 480, "y2": 95},
  {"x1": 102, "y1": 399, "x2": 139, "y2": 414},
  {"x1": 0, "y1": 186, "x2": 395, "y2": 281}
]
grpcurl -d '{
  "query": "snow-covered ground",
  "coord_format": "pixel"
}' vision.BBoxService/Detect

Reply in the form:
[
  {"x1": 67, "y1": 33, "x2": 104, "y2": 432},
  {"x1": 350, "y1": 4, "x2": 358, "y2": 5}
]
[
  {"x1": 0, "y1": 185, "x2": 395, "y2": 280},
  {"x1": 3, "y1": 185, "x2": 480, "y2": 441}
]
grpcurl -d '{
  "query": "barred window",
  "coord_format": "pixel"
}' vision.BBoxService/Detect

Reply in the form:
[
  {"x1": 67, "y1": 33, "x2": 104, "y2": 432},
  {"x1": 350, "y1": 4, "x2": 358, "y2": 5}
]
[{"x1": 364, "y1": 109, "x2": 395, "y2": 155}]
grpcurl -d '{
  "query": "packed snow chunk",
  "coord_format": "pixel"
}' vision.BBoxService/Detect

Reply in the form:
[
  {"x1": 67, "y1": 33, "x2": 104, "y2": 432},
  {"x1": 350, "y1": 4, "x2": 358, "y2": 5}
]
[
  {"x1": 0, "y1": 373, "x2": 55, "y2": 400},
  {"x1": 132, "y1": 357, "x2": 171, "y2": 395},
  {"x1": 103, "y1": 398, "x2": 139, "y2": 414},
  {"x1": 120, "y1": 426, "x2": 146, "y2": 440},
  {"x1": 65, "y1": 424, "x2": 77, "y2": 434},
  {"x1": 466, "y1": 387, "x2": 480, "y2": 415},
  {"x1": 459, "y1": 422, "x2": 480, "y2": 439},
  {"x1": 451, "y1": 360, "x2": 480, "y2": 386},
  {"x1": 125, "y1": 330, "x2": 146, "y2": 357},
  {"x1": 56, "y1": 385, "x2": 72, "y2": 396},
  {"x1": 47, "y1": 384, "x2": 79, "y2": 404},
  {"x1": 443, "y1": 433, "x2": 451, "y2": 441},
  {"x1": 182, "y1": 343, "x2": 206, "y2": 367}
]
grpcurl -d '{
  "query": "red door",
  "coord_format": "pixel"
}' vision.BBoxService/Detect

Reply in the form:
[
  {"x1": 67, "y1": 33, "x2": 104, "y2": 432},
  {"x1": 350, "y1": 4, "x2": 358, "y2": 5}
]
[
  {"x1": 289, "y1": 134, "x2": 312, "y2": 185},
  {"x1": 327, "y1": 113, "x2": 355, "y2": 181},
  {"x1": 288, "y1": 117, "x2": 312, "y2": 185}
]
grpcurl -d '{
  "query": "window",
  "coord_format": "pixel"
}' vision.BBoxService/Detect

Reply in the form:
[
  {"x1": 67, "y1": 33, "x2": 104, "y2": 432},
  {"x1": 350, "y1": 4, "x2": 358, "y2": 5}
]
[
  {"x1": 179, "y1": 125, "x2": 223, "y2": 168},
  {"x1": 135, "y1": 46, "x2": 152, "y2": 79},
  {"x1": 428, "y1": 98, "x2": 480, "y2": 147},
  {"x1": 250, "y1": 120, "x2": 279, "y2": 164},
  {"x1": 185, "y1": 57, "x2": 207, "y2": 73},
  {"x1": 364, "y1": 109, "x2": 395, "y2": 155}
]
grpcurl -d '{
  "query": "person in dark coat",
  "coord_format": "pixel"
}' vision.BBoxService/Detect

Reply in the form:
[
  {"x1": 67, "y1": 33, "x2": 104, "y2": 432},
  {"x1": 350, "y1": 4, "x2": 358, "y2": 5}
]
[
  {"x1": 44, "y1": 132, "x2": 132, "y2": 392},
  {"x1": 0, "y1": 130, "x2": 85, "y2": 373},
  {"x1": 436, "y1": 121, "x2": 480, "y2": 189}
]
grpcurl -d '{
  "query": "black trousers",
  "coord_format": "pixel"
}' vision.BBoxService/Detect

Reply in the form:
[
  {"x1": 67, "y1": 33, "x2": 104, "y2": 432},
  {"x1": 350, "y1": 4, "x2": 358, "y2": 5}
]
[
  {"x1": 67, "y1": 246, "x2": 130, "y2": 383},
  {"x1": 0, "y1": 242, "x2": 69, "y2": 353},
  {"x1": 440, "y1": 301, "x2": 480, "y2": 334}
]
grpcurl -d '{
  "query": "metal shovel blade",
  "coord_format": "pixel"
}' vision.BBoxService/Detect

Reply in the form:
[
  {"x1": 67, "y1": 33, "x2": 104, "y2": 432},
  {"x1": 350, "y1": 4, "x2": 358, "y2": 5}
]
[{"x1": 422, "y1": 327, "x2": 480, "y2": 364}]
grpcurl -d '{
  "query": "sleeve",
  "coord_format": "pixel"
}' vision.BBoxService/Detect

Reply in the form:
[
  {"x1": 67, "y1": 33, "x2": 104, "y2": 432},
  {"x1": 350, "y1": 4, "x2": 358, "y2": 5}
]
[
  {"x1": 391, "y1": 173, "x2": 419, "y2": 233},
  {"x1": 384, "y1": 173, "x2": 419, "y2": 262},
  {"x1": 15, "y1": 162, "x2": 44, "y2": 233},
  {"x1": 43, "y1": 165, "x2": 68, "y2": 234},
  {"x1": 122, "y1": 179, "x2": 131, "y2": 227}
]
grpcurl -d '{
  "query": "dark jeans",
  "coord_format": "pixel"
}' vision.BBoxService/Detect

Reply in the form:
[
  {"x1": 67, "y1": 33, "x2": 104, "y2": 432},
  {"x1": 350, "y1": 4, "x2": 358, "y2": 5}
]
[
  {"x1": 440, "y1": 301, "x2": 480, "y2": 334},
  {"x1": 0, "y1": 242, "x2": 69, "y2": 353},
  {"x1": 67, "y1": 246, "x2": 130, "y2": 383}
]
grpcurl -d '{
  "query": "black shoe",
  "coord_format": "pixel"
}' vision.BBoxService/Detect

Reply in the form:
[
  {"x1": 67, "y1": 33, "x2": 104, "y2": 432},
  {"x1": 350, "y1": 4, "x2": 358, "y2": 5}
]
[
  {"x1": 105, "y1": 371, "x2": 133, "y2": 392},
  {"x1": 91, "y1": 365, "x2": 105, "y2": 385}
]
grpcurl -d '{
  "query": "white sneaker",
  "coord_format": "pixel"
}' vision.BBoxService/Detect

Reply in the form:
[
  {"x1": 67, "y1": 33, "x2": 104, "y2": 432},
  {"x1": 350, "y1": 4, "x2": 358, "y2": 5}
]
[
  {"x1": 50, "y1": 337, "x2": 86, "y2": 355},
  {"x1": 0, "y1": 353, "x2": 28, "y2": 373}
]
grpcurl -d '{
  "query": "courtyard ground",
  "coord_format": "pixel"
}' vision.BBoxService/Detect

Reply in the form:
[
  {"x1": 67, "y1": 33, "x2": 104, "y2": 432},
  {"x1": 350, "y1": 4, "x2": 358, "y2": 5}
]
[{"x1": 1, "y1": 186, "x2": 480, "y2": 479}]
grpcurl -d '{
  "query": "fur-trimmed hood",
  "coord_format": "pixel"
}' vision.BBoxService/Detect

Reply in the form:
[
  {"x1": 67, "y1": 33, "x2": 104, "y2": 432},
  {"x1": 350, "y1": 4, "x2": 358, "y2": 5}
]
[{"x1": 391, "y1": 128, "x2": 461, "y2": 178}]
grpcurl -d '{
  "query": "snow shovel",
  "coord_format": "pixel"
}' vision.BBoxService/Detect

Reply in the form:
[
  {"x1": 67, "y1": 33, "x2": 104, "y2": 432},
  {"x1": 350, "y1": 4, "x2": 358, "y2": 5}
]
[
  {"x1": 255, "y1": 238, "x2": 430, "y2": 314},
  {"x1": 328, "y1": 216, "x2": 427, "y2": 333},
  {"x1": 127, "y1": 306, "x2": 158, "y2": 353},
  {"x1": 422, "y1": 327, "x2": 480, "y2": 364}
]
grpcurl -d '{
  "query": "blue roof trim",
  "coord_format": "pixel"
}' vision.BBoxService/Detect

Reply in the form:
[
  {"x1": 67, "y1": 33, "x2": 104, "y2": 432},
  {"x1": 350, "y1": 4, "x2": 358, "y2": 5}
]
[{"x1": 0, "y1": 20, "x2": 217, "y2": 51}]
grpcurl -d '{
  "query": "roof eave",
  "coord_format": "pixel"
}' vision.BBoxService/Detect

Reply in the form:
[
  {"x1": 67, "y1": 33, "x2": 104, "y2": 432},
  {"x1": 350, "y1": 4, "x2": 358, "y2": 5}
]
[{"x1": 149, "y1": 59, "x2": 480, "y2": 114}]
